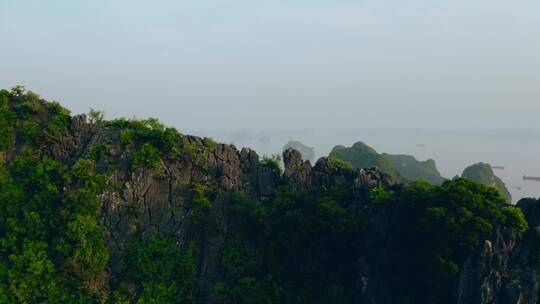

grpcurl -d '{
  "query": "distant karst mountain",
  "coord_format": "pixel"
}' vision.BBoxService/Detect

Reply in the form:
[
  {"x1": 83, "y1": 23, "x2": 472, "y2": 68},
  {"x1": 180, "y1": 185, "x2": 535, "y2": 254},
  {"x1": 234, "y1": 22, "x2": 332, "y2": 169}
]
[
  {"x1": 330, "y1": 141, "x2": 445, "y2": 184},
  {"x1": 282, "y1": 140, "x2": 315, "y2": 163},
  {"x1": 462, "y1": 162, "x2": 512, "y2": 202}
]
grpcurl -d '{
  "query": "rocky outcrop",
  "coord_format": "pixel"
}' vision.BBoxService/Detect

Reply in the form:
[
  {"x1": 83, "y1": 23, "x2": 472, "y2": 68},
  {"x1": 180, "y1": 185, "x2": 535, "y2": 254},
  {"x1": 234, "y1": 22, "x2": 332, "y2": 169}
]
[
  {"x1": 34, "y1": 116, "x2": 393, "y2": 302},
  {"x1": 456, "y1": 198, "x2": 540, "y2": 304},
  {"x1": 282, "y1": 140, "x2": 316, "y2": 163},
  {"x1": 462, "y1": 162, "x2": 512, "y2": 203}
]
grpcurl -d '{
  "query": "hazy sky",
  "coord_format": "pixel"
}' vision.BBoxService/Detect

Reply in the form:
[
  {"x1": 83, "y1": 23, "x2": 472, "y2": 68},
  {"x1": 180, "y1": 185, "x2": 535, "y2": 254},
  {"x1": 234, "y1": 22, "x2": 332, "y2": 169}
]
[
  {"x1": 1, "y1": 1, "x2": 540, "y2": 199},
  {"x1": 1, "y1": 0, "x2": 539, "y2": 131}
]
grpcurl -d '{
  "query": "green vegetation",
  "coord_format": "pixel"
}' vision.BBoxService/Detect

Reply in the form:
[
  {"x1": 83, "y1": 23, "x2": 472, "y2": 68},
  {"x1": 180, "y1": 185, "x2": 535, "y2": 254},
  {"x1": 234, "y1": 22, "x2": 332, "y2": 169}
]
[
  {"x1": 109, "y1": 117, "x2": 180, "y2": 153},
  {"x1": 382, "y1": 178, "x2": 526, "y2": 303},
  {"x1": 132, "y1": 142, "x2": 161, "y2": 169},
  {"x1": 112, "y1": 236, "x2": 198, "y2": 304},
  {"x1": 20, "y1": 122, "x2": 41, "y2": 145},
  {"x1": 0, "y1": 87, "x2": 74, "y2": 150},
  {"x1": 109, "y1": 117, "x2": 211, "y2": 171},
  {"x1": 46, "y1": 102, "x2": 71, "y2": 138},
  {"x1": 330, "y1": 141, "x2": 445, "y2": 184},
  {"x1": 462, "y1": 162, "x2": 512, "y2": 202},
  {"x1": 215, "y1": 179, "x2": 527, "y2": 304},
  {"x1": 0, "y1": 89, "x2": 15, "y2": 150},
  {"x1": 368, "y1": 186, "x2": 391, "y2": 205},
  {"x1": 189, "y1": 183, "x2": 216, "y2": 228},
  {"x1": 0, "y1": 88, "x2": 202, "y2": 303},
  {"x1": 88, "y1": 108, "x2": 105, "y2": 124},
  {"x1": 0, "y1": 152, "x2": 109, "y2": 303},
  {"x1": 260, "y1": 154, "x2": 282, "y2": 174},
  {"x1": 214, "y1": 182, "x2": 364, "y2": 303},
  {"x1": 0, "y1": 88, "x2": 534, "y2": 304}
]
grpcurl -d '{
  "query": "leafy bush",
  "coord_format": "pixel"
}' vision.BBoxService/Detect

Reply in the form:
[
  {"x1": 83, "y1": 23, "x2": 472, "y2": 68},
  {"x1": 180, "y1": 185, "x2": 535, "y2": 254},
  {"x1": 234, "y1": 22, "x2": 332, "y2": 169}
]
[
  {"x1": 108, "y1": 117, "x2": 180, "y2": 153},
  {"x1": 0, "y1": 153, "x2": 109, "y2": 302},
  {"x1": 211, "y1": 241, "x2": 269, "y2": 304},
  {"x1": 132, "y1": 142, "x2": 161, "y2": 169},
  {"x1": 87, "y1": 108, "x2": 104, "y2": 124},
  {"x1": 214, "y1": 182, "x2": 364, "y2": 303},
  {"x1": 382, "y1": 178, "x2": 527, "y2": 303},
  {"x1": 260, "y1": 154, "x2": 282, "y2": 174},
  {"x1": 0, "y1": 108, "x2": 15, "y2": 150},
  {"x1": 20, "y1": 122, "x2": 41, "y2": 145},
  {"x1": 189, "y1": 183, "x2": 216, "y2": 230},
  {"x1": 88, "y1": 144, "x2": 108, "y2": 161},
  {"x1": 0, "y1": 90, "x2": 15, "y2": 150},
  {"x1": 500, "y1": 205, "x2": 528, "y2": 236},
  {"x1": 0, "y1": 89, "x2": 8, "y2": 107},
  {"x1": 46, "y1": 103, "x2": 71, "y2": 138},
  {"x1": 115, "y1": 236, "x2": 198, "y2": 304},
  {"x1": 15, "y1": 101, "x2": 41, "y2": 119},
  {"x1": 368, "y1": 186, "x2": 391, "y2": 205}
]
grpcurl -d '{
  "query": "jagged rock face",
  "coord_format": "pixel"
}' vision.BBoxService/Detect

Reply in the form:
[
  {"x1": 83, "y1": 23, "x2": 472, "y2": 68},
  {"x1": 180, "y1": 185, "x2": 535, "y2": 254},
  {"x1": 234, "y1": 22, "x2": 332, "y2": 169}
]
[
  {"x1": 38, "y1": 116, "x2": 393, "y2": 301},
  {"x1": 457, "y1": 227, "x2": 519, "y2": 304},
  {"x1": 456, "y1": 199, "x2": 540, "y2": 304},
  {"x1": 282, "y1": 140, "x2": 316, "y2": 163}
]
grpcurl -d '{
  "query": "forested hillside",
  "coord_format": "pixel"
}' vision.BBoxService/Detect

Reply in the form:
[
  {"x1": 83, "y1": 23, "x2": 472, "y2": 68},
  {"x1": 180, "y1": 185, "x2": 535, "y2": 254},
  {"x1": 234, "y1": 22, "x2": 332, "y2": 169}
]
[{"x1": 0, "y1": 87, "x2": 538, "y2": 304}]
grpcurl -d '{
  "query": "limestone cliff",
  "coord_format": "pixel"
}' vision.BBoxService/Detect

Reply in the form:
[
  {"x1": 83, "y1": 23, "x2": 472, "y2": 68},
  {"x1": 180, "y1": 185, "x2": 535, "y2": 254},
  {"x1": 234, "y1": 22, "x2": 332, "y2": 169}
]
[
  {"x1": 30, "y1": 113, "x2": 392, "y2": 301},
  {"x1": 49, "y1": 115, "x2": 540, "y2": 304}
]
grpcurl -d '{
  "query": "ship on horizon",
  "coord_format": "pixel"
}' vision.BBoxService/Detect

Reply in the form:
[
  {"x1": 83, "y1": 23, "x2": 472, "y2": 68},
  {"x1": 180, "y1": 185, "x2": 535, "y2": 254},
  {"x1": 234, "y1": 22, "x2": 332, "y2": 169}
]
[{"x1": 523, "y1": 175, "x2": 540, "y2": 182}]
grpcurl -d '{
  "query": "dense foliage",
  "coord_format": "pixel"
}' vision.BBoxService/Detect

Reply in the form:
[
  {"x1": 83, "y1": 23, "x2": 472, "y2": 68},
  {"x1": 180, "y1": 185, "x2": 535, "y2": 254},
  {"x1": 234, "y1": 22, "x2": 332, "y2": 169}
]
[
  {"x1": 381, "y1": 179, "x2": 526, "y2": 303},
  {"x1": 111, "y1": 236, "x2": 198, "y2": 304},
  {"x1": 0, "y1": 152, "x2": 109, "y2": 303},
  {"x1": 0, "y1": 88, "x2": 108, "y2": 302},
  {"x1": 213, "y1": 182, "x2": 366, "y2": 304}
]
